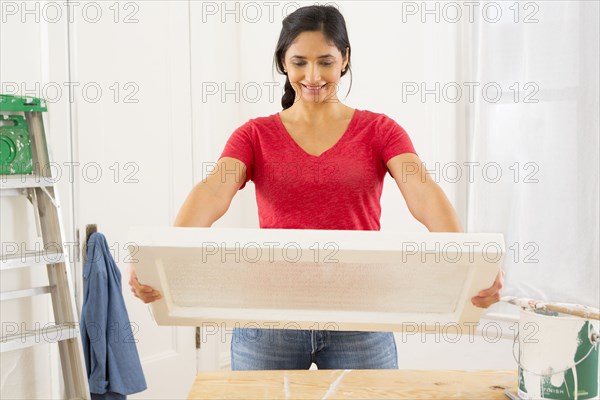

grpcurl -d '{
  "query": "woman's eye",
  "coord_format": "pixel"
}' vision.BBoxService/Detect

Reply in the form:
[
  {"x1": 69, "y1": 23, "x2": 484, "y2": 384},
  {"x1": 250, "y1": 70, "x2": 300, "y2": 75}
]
[{"x1": 292, "y1": 62, "x2": 334, "y2": 67}]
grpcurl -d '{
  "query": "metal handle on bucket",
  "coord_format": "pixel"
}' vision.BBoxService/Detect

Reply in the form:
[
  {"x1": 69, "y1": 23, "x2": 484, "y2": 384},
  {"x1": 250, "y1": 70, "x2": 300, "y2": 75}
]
[{"x1": 512, "y1": 328, "x2": 599, "y2": 376}]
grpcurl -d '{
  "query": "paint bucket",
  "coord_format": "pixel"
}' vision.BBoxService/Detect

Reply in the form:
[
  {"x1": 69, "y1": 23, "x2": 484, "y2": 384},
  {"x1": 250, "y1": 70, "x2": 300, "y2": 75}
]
[{"x1": 515, "y1": 307, "x2": 600, "y2": 400}]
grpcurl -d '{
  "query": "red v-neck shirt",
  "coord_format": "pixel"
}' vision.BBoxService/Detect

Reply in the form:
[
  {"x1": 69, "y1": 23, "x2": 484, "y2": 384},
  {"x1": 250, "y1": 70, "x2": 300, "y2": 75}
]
[{"x1": 219, "y1": 109, "x2": 417, "y2": 230}]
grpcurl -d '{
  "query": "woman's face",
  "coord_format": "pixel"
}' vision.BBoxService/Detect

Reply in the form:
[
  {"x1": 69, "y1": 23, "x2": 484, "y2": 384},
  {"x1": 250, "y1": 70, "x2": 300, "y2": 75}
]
[{"x1": 283, "y1": 31, "x2": 348, "y2": 105}]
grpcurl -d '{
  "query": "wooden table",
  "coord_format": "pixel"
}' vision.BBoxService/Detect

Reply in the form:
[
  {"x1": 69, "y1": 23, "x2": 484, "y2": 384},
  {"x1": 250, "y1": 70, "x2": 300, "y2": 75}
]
[{"x1": 188, "y1": 369, "x2": 518, "y2": 399}]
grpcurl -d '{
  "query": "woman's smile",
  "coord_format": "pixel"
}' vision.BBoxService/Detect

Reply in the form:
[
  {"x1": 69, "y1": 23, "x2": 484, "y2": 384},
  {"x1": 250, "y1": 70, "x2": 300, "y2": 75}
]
[{"x1": 302, "y1": 83, "x2": 327, "y2": 93}]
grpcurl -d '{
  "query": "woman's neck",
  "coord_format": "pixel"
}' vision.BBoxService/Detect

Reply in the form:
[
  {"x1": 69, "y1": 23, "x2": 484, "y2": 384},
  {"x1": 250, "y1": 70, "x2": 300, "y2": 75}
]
[{"x1": 284, "y1": 101, "x2": 351, "y2": 125}]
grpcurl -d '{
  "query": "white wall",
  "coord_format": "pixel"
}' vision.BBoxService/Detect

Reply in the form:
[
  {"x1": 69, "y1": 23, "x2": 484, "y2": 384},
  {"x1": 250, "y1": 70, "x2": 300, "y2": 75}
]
[{"x1": 1, "y1": 1, "x2": 525, "y2": 398}]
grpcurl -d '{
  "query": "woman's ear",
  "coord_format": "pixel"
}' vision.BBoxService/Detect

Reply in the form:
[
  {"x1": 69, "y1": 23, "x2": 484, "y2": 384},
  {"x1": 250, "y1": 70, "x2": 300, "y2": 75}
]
[{"x1": 344, "y1": 46, "x2": 350, "y2": 68}]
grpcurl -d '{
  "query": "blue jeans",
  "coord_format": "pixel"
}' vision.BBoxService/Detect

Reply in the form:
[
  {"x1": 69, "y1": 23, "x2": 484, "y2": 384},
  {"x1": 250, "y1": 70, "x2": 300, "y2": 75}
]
[{"x1": 231, "y1": 328, "x2": 398, "y2": 370}]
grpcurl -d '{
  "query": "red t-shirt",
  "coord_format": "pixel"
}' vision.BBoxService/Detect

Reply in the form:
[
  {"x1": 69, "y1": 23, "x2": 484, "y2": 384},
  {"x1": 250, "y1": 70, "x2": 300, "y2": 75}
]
[{"x1": 219, "y1": 109, "x2": 417, "y2": 230}]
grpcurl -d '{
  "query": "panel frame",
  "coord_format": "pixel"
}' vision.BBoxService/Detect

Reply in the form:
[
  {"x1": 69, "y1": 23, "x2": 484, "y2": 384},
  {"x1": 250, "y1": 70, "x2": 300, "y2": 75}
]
[{"x1": 129, "y1": 227, "x2": 504, "y2": 332}]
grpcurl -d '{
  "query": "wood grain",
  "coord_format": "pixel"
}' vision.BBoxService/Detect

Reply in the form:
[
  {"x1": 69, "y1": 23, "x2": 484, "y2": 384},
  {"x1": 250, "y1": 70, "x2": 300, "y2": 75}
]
[{"x1": 188, "y1": 369, "x2": 517, "y2": 399}]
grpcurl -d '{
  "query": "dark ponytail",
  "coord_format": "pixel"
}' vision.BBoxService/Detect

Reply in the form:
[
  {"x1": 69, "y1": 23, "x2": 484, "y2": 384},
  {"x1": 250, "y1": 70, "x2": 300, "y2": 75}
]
[{"x1": 273, "y1": 5, "x2": 352, "y2": 110}]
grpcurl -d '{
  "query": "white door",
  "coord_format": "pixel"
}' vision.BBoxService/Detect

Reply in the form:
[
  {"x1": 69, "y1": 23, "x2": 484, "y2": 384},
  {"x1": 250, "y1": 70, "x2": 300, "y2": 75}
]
[
  {"x1": 188, "y1": 0, "x2": 262, "y2": 371},
  {"x1": 70, "y1": 2, "x2": 196, "y2": 398}
]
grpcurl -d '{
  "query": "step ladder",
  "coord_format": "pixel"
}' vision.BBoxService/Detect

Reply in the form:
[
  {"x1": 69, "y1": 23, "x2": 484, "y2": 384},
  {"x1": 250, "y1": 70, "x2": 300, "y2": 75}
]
[{"x1": 0, "y1": 94, "x2": 90, "y2": 399}]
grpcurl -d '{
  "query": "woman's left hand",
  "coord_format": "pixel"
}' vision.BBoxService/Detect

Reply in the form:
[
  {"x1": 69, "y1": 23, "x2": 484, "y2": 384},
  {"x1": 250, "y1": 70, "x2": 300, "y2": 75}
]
[{"x1": 471, "y1": 269, "x2": 505, "y2": 308}]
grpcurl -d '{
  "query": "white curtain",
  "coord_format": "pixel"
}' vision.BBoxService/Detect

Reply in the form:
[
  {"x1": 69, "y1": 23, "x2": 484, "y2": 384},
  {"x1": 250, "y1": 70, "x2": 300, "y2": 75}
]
[{"x1": 468, "y1": 1, "x2": 599, "y2": 314}]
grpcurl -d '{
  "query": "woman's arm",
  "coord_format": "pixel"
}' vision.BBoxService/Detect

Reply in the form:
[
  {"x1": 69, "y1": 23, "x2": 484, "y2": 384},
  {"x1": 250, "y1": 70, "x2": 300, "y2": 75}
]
[
  {"x1": 386, "y1": 153, "x2": 462, "y2": 232},
  {"x1": 386, "y1": 153, "x2": 503, "y2": 308},
  {"x1": 129, "y1": 157, "x2": 247, "y2": 303},
  {"x1": 174, "y1": 157, "x2": 247, "y2": 227}
]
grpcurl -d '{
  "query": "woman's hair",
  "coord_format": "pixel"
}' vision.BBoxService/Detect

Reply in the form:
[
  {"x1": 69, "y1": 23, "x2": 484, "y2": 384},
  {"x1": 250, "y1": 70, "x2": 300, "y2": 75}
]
[{"x1": 273, "y1": 5, "x2": 352, "y2": 110}]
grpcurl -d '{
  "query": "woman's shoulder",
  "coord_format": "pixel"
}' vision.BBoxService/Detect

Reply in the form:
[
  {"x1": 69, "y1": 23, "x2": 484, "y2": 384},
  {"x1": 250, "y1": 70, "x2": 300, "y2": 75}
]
[
  {"x1": 237, "y1": 113, "x2": 274, "y2": 126},
  {"x1": 353, "y1": 109, "x2": 405, "y2": 133},
  {"x1": 233, "y1": 113, "x2": 280, "y2": 135},
  {"x1": 357, "y1": 108, "x2": 396, "y2": 121}
]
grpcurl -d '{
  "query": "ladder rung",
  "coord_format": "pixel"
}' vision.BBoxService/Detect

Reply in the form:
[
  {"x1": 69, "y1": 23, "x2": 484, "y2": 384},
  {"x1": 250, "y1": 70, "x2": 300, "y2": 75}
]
[
  {"x1": 1, "y1": 251, "x2": 65, "y2": 271},
  {"x1": 0, "y1": 285, "x2": 54, "y2": 301},
  {"x1": 0, "y1": 175, "x2": 56, "y2": 190},
  {"x1": 0, "y1": 324, "x2": 79, "y2": 353}
]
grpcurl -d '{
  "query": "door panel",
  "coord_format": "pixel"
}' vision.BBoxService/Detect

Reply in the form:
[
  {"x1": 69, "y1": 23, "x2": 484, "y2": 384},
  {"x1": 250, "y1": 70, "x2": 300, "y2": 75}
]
[{"x1": 71, "y1": 2, "x2": 196, "y2": 398}]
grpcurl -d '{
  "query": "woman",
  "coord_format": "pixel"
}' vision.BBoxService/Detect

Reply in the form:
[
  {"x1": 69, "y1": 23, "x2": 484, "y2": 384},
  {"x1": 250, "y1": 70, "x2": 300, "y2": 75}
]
[{"x1": 130, "y1": 5, "x2": 503, "y2": 370}]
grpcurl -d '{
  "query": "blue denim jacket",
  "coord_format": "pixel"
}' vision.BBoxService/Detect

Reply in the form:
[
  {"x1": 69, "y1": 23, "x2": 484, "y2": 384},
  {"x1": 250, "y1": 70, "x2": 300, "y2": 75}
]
[{"x1": 81, "y1": 232, "x2": 147, "y2": 398}]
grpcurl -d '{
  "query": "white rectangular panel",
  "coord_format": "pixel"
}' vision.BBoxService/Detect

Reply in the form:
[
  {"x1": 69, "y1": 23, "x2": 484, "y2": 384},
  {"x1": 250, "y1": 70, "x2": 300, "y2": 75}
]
[{"x1": 128, "y1": 227, "x2": 504, "y2": 332}]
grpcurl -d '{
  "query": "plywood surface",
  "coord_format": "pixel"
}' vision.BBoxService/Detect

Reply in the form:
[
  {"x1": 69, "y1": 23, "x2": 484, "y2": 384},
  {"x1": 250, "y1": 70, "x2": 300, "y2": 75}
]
[{"x1": 187, "y1": 369, "x2": 518, "y2": 399}]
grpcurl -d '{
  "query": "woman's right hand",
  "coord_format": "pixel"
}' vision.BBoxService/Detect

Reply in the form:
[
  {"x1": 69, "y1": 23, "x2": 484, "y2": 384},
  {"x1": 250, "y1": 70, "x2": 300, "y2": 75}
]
[{"x1": 129, "y1": 267, "x2": 161, "y2": 303}]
